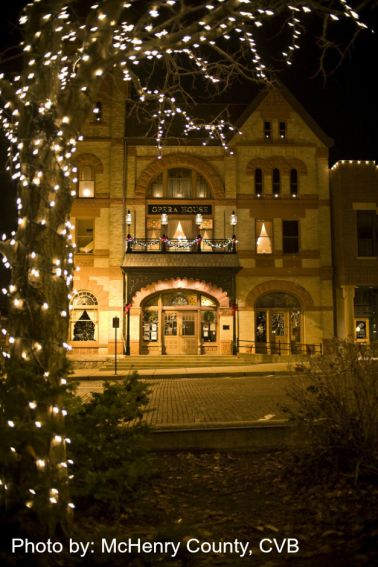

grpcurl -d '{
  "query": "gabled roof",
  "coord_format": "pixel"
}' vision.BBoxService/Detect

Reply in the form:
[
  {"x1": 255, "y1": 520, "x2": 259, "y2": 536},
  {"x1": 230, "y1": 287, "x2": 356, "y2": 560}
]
[
  {"x1": 234, "y1": 81, "x2": 334, "y2": 148},
  {"x1": 125, "y1": 80, "x2": 333, "y2": 148}
]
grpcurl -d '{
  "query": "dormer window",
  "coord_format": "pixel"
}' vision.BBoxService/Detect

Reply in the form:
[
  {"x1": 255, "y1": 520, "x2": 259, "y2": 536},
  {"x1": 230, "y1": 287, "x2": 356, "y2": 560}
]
[
  {"x1": 264, "y1": 121, "x2": 271, "y2": 140},
  {"x1": 279, "y1": 121, "x2": 286, "y2": 139}
]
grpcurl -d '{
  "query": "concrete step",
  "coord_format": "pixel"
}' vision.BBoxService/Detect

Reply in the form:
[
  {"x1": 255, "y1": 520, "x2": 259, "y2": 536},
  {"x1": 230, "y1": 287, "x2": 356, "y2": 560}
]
[
  {"x1": 71, "y1": 354, "x2": 298, "y2": 371},
  {"x1": 99, "y1": 356, "x2": 253, "y2": 370}
]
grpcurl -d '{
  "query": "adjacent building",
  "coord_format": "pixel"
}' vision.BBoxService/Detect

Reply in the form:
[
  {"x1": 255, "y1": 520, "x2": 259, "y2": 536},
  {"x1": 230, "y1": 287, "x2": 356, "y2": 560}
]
[
  {"x1": 331, "y1": 161, "x2": 378, "y2": 344},
  {"x1": 69, "y1": 81, "x2": 375, "y2": 357}
]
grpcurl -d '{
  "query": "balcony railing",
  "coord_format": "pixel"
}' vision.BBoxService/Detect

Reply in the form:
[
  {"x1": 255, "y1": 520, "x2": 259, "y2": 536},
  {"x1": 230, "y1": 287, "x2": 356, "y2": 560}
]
[{"x1": 126, "y1": 237, "x2": 237, "y2": 253}]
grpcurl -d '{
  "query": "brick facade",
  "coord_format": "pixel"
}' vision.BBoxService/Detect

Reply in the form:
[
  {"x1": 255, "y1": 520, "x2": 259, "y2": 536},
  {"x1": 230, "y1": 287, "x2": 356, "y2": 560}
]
[{"x1": 69, "y1": 83, "x2": 343, "y2": 355}]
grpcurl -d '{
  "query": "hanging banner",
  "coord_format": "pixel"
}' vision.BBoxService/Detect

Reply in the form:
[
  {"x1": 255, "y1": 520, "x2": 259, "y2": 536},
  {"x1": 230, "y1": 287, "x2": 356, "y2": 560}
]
[{"x1": 148, "y1": 204, "x2": 212, "y2": 215}]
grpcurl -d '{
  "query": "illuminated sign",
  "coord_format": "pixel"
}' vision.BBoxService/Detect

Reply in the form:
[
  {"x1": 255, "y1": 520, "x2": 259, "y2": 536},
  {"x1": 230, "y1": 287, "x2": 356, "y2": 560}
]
[{"x1": 147, "y1": 204, "x2": 212, "y2": 215}]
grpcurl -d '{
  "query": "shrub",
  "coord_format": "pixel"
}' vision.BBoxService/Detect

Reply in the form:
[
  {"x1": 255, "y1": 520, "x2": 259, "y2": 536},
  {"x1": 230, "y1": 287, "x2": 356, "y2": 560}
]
[
  {"x1": 66, "y1": 374, "x2": 152, "y2": 515},
  {"x1": 285, "y1": 339, "x2": 378, "y2": 479}
]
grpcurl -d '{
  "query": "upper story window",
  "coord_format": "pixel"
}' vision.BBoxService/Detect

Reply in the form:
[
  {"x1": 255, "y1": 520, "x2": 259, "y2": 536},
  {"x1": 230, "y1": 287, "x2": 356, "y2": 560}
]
[
  {"x1": 279, "y1": 121, "x2": 286, "y2": 139},
  {"x1": 92, "y1": 101, "x2": 102, "y2": 122},
  {"x1": 78, "y1": 166, "x2": 95, "y2": 198},
  {"x1": 255, "y1": 168, "x2": 263, "y2": 197},
  {"x1": 272, "y1": 168, "x2": 280, "y2": 197},
  {"x1": 290, "y1": 169, "x2": 298, "y2": 197},
  {"x1": 256, "y1": 220, "x2": 273, "y2": 254},
  {"x1": 76, "y1": 219, "x2": 94, "y2": 254},
  {"x1": 264, "y1": 121, "x2": 271, "y2": 140},
  {"x1": 357, "y1": 211, "x2": 378, "y2": 257},
  {"x1": 147, "y1": 168, "x2": 212, "y2": 199},
  {"x1": 283, "y1": 220, "x2": 299, "y2": 253}
]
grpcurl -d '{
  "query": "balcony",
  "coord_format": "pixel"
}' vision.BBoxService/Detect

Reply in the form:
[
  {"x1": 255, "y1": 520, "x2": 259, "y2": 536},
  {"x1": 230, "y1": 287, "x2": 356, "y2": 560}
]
[{"x1": 125, "y1": 236, "x2": 237, "y2": 254}]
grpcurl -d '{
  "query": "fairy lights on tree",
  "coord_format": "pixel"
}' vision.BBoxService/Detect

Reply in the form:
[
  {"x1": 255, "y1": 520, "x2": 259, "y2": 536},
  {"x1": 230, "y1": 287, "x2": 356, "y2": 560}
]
[{"x1": 0, "y1": 0, "x2": 372, "y2": 534}]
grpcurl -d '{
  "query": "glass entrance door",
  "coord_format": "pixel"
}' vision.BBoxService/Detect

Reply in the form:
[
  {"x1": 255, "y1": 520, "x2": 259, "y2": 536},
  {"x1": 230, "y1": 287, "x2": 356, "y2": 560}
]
[
  {"x1": 164, "y1": 311, "x2": 197, "y2": 354},
  {"x1": 255, "y1": 308, "x2": 301, "y2": 354}
]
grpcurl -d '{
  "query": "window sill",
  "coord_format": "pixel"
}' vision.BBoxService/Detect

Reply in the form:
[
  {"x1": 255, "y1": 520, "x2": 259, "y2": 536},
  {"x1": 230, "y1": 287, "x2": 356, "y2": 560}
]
[{"x1": 356, "y1": 256, "x2": 377, "y2": 260}]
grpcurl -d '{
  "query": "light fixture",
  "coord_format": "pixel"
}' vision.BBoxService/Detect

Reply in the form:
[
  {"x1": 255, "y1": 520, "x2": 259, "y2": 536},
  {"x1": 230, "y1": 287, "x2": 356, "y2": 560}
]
[
  {"x1": 195, "y1": 213, "x2": 203, "y2": 226},
  {"x1": 126, "y1": 210, "x2": 132, "y2": 226},
  {"x1": 161, "y1": 213, "x2": 168, "y2": 226},
  {"x1": 230, "y1": 210, "x2": 237, "y2": 226}
]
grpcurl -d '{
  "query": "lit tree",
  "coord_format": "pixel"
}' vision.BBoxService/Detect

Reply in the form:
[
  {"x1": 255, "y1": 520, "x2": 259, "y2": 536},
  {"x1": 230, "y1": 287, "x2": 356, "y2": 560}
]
[{"x1": 0, "y1": 0, "x2": 373, "y2": 535}]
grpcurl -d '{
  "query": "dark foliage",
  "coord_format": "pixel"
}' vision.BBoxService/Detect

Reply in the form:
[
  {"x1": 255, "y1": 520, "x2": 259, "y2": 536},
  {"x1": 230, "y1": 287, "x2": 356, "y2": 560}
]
[
  {"x1": 284, "y1": 340, "x2": 378, "y2": 480},
  {"x1": 66, "y1": 374, "x2": 152, "y2": 515}
]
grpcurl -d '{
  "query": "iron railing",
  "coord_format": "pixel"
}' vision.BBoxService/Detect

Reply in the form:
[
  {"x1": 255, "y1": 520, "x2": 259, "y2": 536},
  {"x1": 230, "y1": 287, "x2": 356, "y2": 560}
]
[
  {"x1": 238, "y1": 339, "x2": 323, "y2": 355},
  {"x1": 126, "y1": 237, "x2": 237, "y2": 253}
]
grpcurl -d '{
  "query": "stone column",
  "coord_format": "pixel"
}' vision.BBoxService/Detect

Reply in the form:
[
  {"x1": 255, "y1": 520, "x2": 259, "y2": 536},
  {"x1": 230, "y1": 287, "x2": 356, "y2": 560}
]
[{"x1": 341, "y1": 285, "x2": 356, "y2": 339}]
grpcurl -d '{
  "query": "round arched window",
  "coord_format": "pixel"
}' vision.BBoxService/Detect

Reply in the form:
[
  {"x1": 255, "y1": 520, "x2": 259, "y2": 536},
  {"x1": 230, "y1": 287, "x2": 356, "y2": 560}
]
[
  {"x1": 147, "y1": 168, "x2": 212, "y2": 199},
  {"x1": 70, "y1": 291, "x2": 98, "y2": 341}
]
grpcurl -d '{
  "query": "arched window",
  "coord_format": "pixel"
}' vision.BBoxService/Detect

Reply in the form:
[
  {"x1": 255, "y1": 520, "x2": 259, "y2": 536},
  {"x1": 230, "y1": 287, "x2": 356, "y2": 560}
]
[
  {"x1": 70, "y1": 291, "x2": 98, "y2": 341},
  {"x1": 78, "y1": 166, "x2": 95, "y2": 198},
  {"x1": 147, "y1": 168, "x2": 212, "y2": 199},
  {"x1": 255, "y1": 293, "x2": 301, "y2": 354},
  {"x1": 254, "y1": 168, "x2": 263, "y2": 197},
  {"x1": 290, "y1": 168, "x2": 298, "y2": 197},
  {"x1": 272, "y1": 168, "x2": 280, "y2": 197}
]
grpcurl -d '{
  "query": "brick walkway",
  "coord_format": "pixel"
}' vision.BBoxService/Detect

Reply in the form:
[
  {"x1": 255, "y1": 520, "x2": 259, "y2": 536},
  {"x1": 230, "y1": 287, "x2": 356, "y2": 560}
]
[{"x1": 77, "y1": 374, "x2": 293, "y2": 428}]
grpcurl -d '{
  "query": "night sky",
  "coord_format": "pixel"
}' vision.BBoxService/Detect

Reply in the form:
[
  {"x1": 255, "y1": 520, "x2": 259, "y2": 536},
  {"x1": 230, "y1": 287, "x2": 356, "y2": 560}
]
[{"x1": 0, "y1": 1, "x2": 377, "y2": 290}]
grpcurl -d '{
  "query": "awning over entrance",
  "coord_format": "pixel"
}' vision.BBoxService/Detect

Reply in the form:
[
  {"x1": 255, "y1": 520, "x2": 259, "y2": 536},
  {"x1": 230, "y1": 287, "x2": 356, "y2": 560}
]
[{"x1": 121, "y1": 253, "x2": 240, "y2": 302}]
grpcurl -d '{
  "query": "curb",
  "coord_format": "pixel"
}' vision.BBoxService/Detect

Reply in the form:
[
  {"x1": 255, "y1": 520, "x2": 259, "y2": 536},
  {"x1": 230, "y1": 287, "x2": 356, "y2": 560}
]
[
  {"x1": 69, "y1": 371, "x2": 293, "y2": 381},
  {"x1": 147, "y1": 422, "x2": 299, "y2": 451}
]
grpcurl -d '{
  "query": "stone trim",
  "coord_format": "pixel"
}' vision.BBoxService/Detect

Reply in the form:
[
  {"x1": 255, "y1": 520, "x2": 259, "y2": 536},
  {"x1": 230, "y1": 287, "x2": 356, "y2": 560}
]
[
  {"x1": 246, "y1": 156, "x2": 307, "y2": 175},
  {"x1": 245, "y1": 279, "x2": 314, "y2": 309},
  {"x1": 73, "y1": 153, "x2": 104, "y2": 174},
  {"x1": 72, "y1": 275, "x2": 109, "y2": 307},
  {"x1": 132, "y1": 277, "x2": 230, "y2": 308}
]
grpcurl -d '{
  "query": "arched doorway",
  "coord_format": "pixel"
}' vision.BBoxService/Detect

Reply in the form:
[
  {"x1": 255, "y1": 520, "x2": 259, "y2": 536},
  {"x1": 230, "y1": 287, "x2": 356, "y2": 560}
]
[
  {"x1": 255, "y1": 292, "x2": 301, "y2": 354},
  {"x1": 141, "y1": 290, "x2": 218, "y2": 355}
]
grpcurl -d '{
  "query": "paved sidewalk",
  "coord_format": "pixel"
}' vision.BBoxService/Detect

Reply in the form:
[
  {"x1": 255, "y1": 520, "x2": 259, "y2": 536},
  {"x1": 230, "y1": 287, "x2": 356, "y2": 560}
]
[
  {"x1": 70, "y1": 361, "x2": 293, "y2": 380},
  {"x1": 75, "y1": 368, "x2": 297, "y2": 430}
]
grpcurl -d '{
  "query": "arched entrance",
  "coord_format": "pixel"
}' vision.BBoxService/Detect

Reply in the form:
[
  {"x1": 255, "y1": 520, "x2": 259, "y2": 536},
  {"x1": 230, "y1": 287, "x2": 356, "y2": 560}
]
[
  {"x1": 141, "y1": 290, "x2": 219, "y2": 355},
  {"x1": 255, "y1": 292, "x2": 301, "y2": 354}
]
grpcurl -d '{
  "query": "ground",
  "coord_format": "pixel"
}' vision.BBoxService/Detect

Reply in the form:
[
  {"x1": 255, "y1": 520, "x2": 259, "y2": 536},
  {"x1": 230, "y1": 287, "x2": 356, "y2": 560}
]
[{"x1": 79, "y1": 450, "x2": 378, "y2": 567}]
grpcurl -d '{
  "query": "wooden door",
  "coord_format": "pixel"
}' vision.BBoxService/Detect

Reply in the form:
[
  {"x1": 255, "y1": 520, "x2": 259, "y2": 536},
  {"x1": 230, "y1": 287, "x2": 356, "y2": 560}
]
[
  {"x1": 163, "y1": 311, "x2": 197, "y2": 354},
  {"x1": 164, "y1": 311, "x2": 178, "y2": 354},
  {"x1": 180, "y1": 311, "x2": 197, "y2": 354},
  {"x1": 269, "y1": 311, "x2": 289, "y2": 354}
]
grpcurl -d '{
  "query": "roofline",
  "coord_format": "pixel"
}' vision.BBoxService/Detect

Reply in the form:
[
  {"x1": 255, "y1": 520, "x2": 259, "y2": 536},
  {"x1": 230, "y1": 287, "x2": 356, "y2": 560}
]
[{"x1": 234, "y1": 80, "x2": 334, "y2": 148}]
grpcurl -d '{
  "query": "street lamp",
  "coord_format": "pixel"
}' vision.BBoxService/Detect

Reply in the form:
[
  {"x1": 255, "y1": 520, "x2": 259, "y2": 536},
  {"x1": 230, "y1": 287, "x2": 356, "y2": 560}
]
[
  {"x1": 230, "y1": 210, "x2": 237, "y2": 253},
  {"x1": 161, "y1": 213, "x2": 169, "y2": 252},
  {"x1": 230, "y1": 210, "x2": 237, "y2": 228},
  {"x1": 195, "y1": 213, "x2": 203, "y2": 252},
  {"x1": 126, "y1": 210, "x2": 133, "y2": 252}
]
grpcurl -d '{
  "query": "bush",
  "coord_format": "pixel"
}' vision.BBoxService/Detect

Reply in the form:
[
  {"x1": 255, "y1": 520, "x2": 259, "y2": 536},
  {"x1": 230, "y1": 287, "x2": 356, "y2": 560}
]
[
  {"x1": 285, "y1": 340, "x2": 378, "y2": 479},
  {"x1": 66, "y1": 374, "x2": 152, "y2": 515}
]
